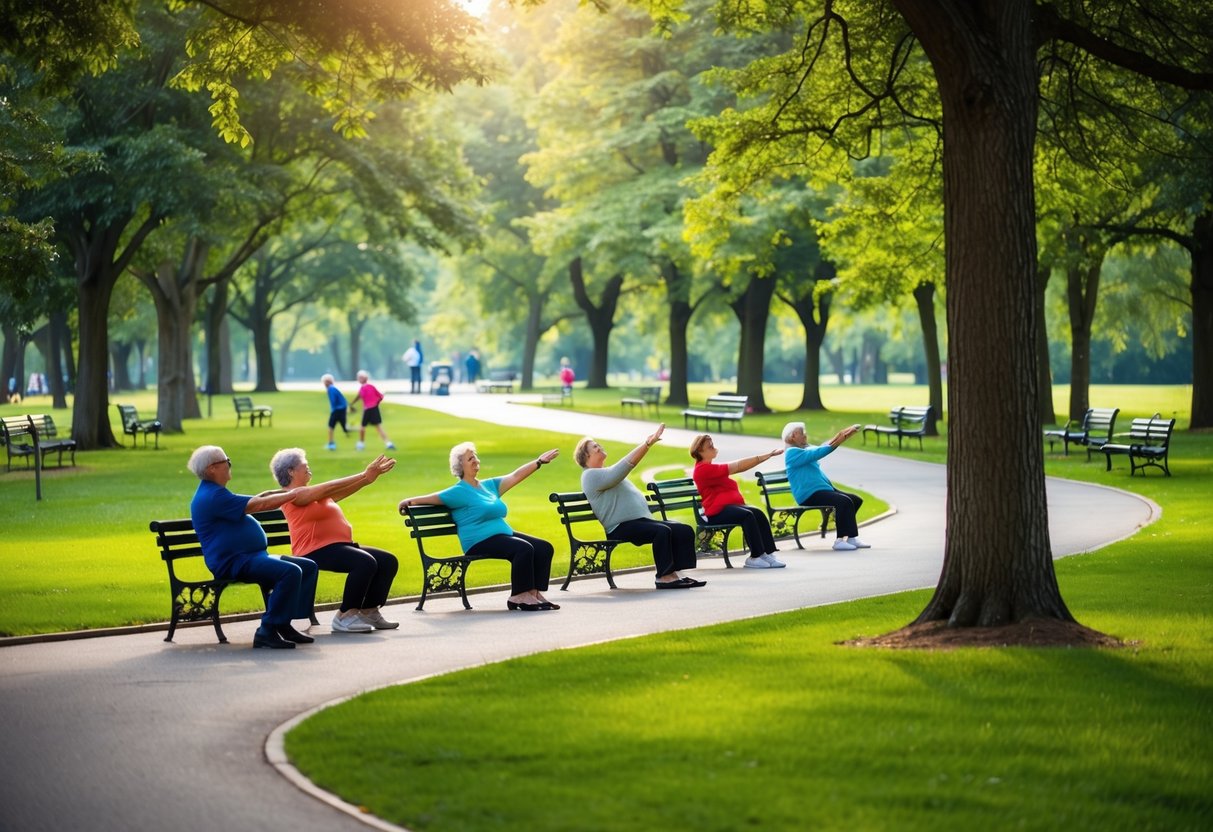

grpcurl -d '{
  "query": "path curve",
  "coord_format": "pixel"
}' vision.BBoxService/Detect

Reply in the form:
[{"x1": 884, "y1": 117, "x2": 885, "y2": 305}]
[{"x1": 0, "y1": 388, "x2": 1158, "y2": 832}]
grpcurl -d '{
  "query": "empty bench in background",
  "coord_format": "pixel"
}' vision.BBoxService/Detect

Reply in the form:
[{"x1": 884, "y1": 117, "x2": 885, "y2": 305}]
[
  {"x1": 542, "y1": 387, "x2": 574, "y2": 407},
  {"x1": 1, "y1": 414, "x2": 76, "y2": 470},
  {"x1": 861, "y1": 405, "x2": 932, "y2": 451},
  {"x1": 681, "y1": 394, "x2": 749, "y2": 433},
  {"x1": 1101, "y1": 414, "x2": 1176, "y2": 477},
  {"x1": 1044, "y1": 407, "x2": 1119, "y2": 458},
  {"x1": 620, "y1": 386, "x2": 661, "y2": 417},
  {"x1": 116, "y1": 404, "x2": 162, "y2": 449},
  {"x1": 149, "y1": 509, "x2": 318, "y2": 643},
  {"x1": 233, "y1": 395, "x2": 273, "y2": 428},
  {"x1": 754, "y1": 470, "x2": 834, "y2": 548},
  {"x1": 477, "y1": 369, "x2": 516, "y2": 394}
]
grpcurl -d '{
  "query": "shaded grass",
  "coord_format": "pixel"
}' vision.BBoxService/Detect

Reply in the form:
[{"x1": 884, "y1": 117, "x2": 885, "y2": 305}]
[{"x1": 0, "y1": 390, "x2": 883, "y2": 636}]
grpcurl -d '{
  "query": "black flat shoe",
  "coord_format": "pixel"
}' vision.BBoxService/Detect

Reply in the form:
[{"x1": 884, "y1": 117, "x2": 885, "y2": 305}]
[
  {"x1": 276, "y1": 624, "x2": 314, "y2": 644},
  {"x1": 506, "y1": 600, "x2": 543, "y2": 611},
  {"x1": 679, "y1": 577, "x2": 707, "y2": 588},
  {"x1": 655, "y1": 580, "x2": 692, "y2": 590},
  {"x1": 253, "y1": 627, "x2": 295, "y2": 649},
  {"x1": 538, "y1": 601, "x2": 561, "y2": 610}
]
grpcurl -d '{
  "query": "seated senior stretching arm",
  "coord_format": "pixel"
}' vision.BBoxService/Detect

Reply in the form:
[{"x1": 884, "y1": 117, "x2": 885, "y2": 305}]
[
  {"x1": 689, "y1": 434, "x2": 786, "y2": 569},
  {"x1": 781, "y1": 421, "x2": 870, "y2": 551}
]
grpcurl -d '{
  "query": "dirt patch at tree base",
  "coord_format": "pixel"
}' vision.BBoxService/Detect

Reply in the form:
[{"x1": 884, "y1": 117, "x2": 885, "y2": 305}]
[{"x1": 842, "y1": 618, "x2": 1126, "y2": 650}]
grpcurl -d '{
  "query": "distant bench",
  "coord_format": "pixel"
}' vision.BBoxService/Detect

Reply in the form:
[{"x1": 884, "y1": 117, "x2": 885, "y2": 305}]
[
  {"x1": 862, "y1": 405, "x2": 932, "y2": 451},
  {"x1": 542, "y1": 387, "x2": 573, "y2": 407},
  {"x1": 116, "y1": 404, "x2": 162, "y2": 449},
  {"x1": 1, "y1": 414, "x2": 76, "y2": 471},
  {"x1": 1101, "y1": 414, "x2": 1176, "y2": 477},
  {"x1": 401, "y1": 504, "x2": 517, "y2": 610},
  {"x1": 620, "y1": 386, "x2": 661, "y2": 416},
  {"x1": 149, "y1": 509, "x2": 318, "y2": 643},
  {"x1": 682, "y1": 394, "x2": 748, "y2": 432},
  {"x1": 1044, "y1": 407, "x2": 1119, "y2": 458},
  {"x1": 477, "y1": 370, "x2": 516, "y2": 394},
  {"x1": 755, "y1": 470, "x2": 833, "y2": 548},
  {"x1": 233, "y1": 395, "x2": 272, "y2": 428}
]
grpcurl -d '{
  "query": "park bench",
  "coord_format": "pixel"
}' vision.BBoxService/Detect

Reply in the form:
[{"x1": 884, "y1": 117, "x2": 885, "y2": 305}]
[
  {"x1": 620, "y1": 386, "x2": 661, "y2": 417},
  {"x1": 477, "y1": 369, "x2": 516, "y2": 394},
  {"x1": 149, "y1": 509, "x2": 319, "y2": 643},
  {"x1": 400, "y1": 504, "x2": 518, "y2": 610},
  {"x1": 116, "y1": 404, "x2": 162, "y2": 448},
  {"x1": 548, "y1": 491, "x2": 629, "y2": 590},
  {"x1": 2, "y1": 415, "x2": 38, "y2": 472},
  {"x1": 233, "y1": 395, "x2": 273, "y2": 427},
  {"x1": 1043, "y1": 407, "x2": 1119, "y2": 458},
  {"x1": 646, "y1": 477, "x2": 745, "y2": 568},
  {"x1": 542, "y1": 387, "x2": 574, "y2": 407},
  {"x1": 754, "y1": 470, "x2": 834, "y2": 548},
  {"x1": 861, "y1": 405, "x2": 932, "y2": 451},
  {"x1": 681, "y1": 394, "x2": 749, "y2": 432},
  {"x1": 2, "y1": 414, "x2": 76, "y2": 470},
  {"x1": 1101, "y1": 414, "x2": 1176, "y2": 477}
]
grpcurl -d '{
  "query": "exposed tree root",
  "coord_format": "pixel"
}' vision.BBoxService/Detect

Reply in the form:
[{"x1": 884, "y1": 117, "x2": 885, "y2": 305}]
[{"x1": 841, "y1": 618, "x2": 1126, "y2": 650}]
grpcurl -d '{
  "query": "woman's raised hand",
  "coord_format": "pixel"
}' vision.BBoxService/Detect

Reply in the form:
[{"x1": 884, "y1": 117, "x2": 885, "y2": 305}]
[
  {"x1": 364, "y1": 454, "x2": 396, "y2": 482},
  {"x1": 647, "y1": 423, "x2": 666, "y2": 447},
  {"x1": 538, "y1": 448, "x2": 560, "y2": 464}
]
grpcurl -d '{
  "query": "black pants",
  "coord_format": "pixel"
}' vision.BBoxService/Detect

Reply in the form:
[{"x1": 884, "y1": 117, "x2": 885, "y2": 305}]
[
  {"x1": 611, "y1": 518, "x2": 697, "y2": 578},
  {"x1": 466, "y1": 531, "x2": 554, "y2": 595},
  {"x1": 705, "y1": 504, "x2": 777, "y2": 556},
  {"x1": 305, "y1": 542, "x2": 399, "y2": 611},
  {"x1": 804, "y1": 489, "x2": 864, "y2": 539},
  {"x1": 409, "y1": 366, "x2": 422, "y2": 393}
]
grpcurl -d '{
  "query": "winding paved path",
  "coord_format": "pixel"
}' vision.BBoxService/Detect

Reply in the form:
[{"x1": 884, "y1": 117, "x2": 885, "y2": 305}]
[{"x1": 0, "y1": 388, "x2": 1158, "y2": 832}]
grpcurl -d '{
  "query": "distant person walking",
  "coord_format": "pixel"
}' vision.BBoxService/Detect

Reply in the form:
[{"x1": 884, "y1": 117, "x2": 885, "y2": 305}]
[
  {"x1": 465, "y1": 349, "x2": 481, "y2": 386},
  {"x1": 403, "y1": 339, "x2": 423, "y2": 394},
  {"x1": 322, "y1": 374, "x2": 349, "y2": 451},
  {"x1": 559, "y1": 357, "x2": 575, "y2": 393},
  {"x1": 350, "y1": 370, "x2": 396, "y2": 452}
]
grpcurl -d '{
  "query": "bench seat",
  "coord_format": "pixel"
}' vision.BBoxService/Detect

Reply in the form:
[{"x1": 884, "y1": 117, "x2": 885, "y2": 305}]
[
  {"x1": 621, "y1": 386, "x2": 661, "y2": 416},
  {"x1": 233, "y1": 395, "x2": 272, "y2": 427},
  {"x1": 2, "y1": 414, "x2": 77, "y2": 470},
  {"x1": 862, "y1": 405, "x2": 932, "y2": 450},
  {"x1": 755, "y1": 470, "x2": 833, "y2": 548},
  {"x1": 549, "y1": 491, "x2": 627, "y2": 589},
  {"x1": 116, "y1": 404, "x2": 162, "y2": 448},
  {"x1": 1044, "y1": 407, "x2": 1119, "y2": 458},
  {"x1": 541, "y1": 388, "x2": 573, "y2": 407},
  {"x1": 401, "y1": 504, "x2": 518, "y2": 609},
  {"x1": 646, "y1": 478, "x2": 746, "y2": 568},
  {"x1": 1101, "y1": 415, "x2": 1176, "y2": 477},
  {"x1": 682, "y1": 394, "x2": 748, "y2": 432}
]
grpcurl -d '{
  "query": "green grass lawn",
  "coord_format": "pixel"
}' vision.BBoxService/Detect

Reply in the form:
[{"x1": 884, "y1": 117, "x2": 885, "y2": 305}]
[{"x1": 0, "y1": 388, "x2": 885, "y2": 636}]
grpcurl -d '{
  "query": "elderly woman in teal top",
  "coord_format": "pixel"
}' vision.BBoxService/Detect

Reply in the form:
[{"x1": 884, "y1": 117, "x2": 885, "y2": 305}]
[
  {"x1": 782, "y1": 421, "x2": 869, "y2": 551},
  {"x1": 399, "y1": 442, "x2": 561, "y2": 611}
]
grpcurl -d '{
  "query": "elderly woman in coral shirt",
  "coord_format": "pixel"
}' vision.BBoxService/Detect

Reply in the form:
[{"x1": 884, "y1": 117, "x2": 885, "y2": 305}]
[{"x1": 689, "y1": 434, "x2": 785, "y2": 569}]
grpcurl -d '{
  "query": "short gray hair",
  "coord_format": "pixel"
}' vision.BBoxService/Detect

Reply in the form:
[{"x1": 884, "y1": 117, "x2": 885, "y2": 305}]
[
  {"x1": 449, "y1": 441, "x2": 476, "y2": 478},
  {"x1": 188, "y1": 445, "x2": 225, "y2": 479},
  {"x1": 781, "y1": 422, "x2": 806, "y2": 443},
  {"x1": 321, "y1": 373, "x2": 335, "y2": 385},
  {"x1": 270, "y1": 448, "x2": 307, "y2": 487}
]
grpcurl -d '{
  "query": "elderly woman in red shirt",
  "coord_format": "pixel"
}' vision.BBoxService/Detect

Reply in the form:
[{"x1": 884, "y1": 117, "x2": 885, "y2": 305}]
[
  {"x1": 689, "y1": 434, "x2": 786, "y2": 569},
  {"x1": 271, "y1": 448, "x2": 400, "y2": 633}
]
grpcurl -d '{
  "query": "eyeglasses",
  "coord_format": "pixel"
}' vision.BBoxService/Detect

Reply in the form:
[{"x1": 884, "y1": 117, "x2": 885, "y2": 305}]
[{"x1": 211, "y1": 457, "x2": 232, "y2": 467}]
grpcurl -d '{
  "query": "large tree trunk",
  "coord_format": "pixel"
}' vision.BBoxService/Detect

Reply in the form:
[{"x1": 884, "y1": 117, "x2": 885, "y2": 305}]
[
  {"x1": 1190, "y1": 209, "x2": 1213, "y2": 429},
  {"x1": 1035, "y1": 261, "x2": 1056, "y2": 425},
  {"x1": 912, "y1": 281, "x2": 944, "y2": 436},
  {"x1": 250, "y1": 317, "x2": 277, "y2": 393},
  {"x1": 898, "y1": 0, "x2": 1072, "y2": 627},
  {"x1": 568, "y1": 258, "x2": 623, "y2": 389},
  {"x1": 781, "y1": 266, "x2": 833, "y2": 411},
  {"x1": 74, "y1": 275, "x2": 122, "y2": 449},
  {"x1": 205, "y1": 278, "x2": 232, "y2": 395},
  {"x1": 1065, "y1": 258, "x2": 1101, "y2": 421},
  {"x1": 143, "y1": 260, "x2": 202, "y2": 431},
  {"x1": 729, "y1": 274, "x2": 776, "y2": 413},
  {"x1": 662, "y1": 262, "x2": 692, "y2": 407},
  {"x1": 49, "y1": 311, "x2": 70, "y2": 409},
  {"x1": 521, "y1": 292, "x2": 543, "y2": 391},
  {"x1": 110, "y1": 342, "x2": 135, "y2": 391}
]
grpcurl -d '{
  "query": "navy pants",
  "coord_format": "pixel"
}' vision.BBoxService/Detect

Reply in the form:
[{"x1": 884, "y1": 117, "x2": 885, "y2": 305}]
[
  {"x1": 705, "y1": 504, "x2": 777, "y2": 556},
  {"x1": 305, "y1": 542, "x2": 398, "y2": 611},
  {"x1": 466, "y1": 531, "x2": 554, "y2": 595},
  {"x1": 611, "y1": 518, "x2": 697, "y2": 578},
  {"x1": 804, "y1": 489, "x2": 864, "y2": 539},
  {"x1": 221, "y1": 552, "x2": 318, "y2": 627}
]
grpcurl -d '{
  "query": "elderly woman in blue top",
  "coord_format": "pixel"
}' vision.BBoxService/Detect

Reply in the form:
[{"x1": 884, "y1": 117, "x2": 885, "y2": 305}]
[
  {"x1": 398, "y1": 443, "x2": 561, "y2": 611},
  {"x1": 188, "y1": 445, "x2": 320, "y2": 649},
  {"x1": 781, "y1": 421, "x2": 870, "y2": 551}
]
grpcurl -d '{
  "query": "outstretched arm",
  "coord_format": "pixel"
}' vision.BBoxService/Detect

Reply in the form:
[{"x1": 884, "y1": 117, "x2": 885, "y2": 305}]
[
  {"x1": 291, "y1": 455, "x2": 396, "y2": 506},
  {"x1": 726, "y1": 447, "x2": 783, "y2": 475},
  {"x1": 498, "y1": 448, "x2": 560, "y2": 495},
  {"x1": 246, "y1": 488, "x2": 300, "y2": 514},
  {"x1": 826, "y1": 425, "x2": 861, "y2": 448},
  {"x1": 398, "y1": 492, "x2": 446, "y2": 512},
  {"x1": 624, "y1": 423, "x2": 665, "y2": 467}
]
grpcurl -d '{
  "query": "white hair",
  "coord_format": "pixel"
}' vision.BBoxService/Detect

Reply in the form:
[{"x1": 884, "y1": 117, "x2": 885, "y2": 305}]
[
  {"x1": 270, "y1": 448, "x2": 306, "y2": 487},
  {"x1": 321, "y1": 373, "x2": 334, "y2": 385},
  {"x1": 781, "y1": 422, "x2": 806, "y2": 444},
  {"x1": 356, "y1": 369, "x2": 369, "y2": 382},
  {"x1": 449, "y1": 441, "x2": 476, "y2": 478},
  {"x1": 188, "y1": 445, "x2": 225, "y2": 479}
]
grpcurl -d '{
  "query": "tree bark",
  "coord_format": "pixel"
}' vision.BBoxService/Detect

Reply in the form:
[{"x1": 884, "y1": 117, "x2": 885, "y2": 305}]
[
  {"x1": 110, "y1": 342, "x2": 135, "y2": 391},
  {"x1": 142, "y1": 259, "x2": 202, "y2": 431},
  {"x1": 521, "y1": 292, "x2": 544, "y2": 391},
  {"x1": 661, "y1": 262, "x2": 692, "y2": 407},
  {"x1": 568, "y1": 257, "x2": 623, "y2": 389},
  {"x1": 1035, "y1": 261, "x2": 1056, "y2": 425},
  {"x1": 897, "y1": 0, "x2": 1073, "y2": 627},
  {"x1": 912, "y1": 281, "x2": 943, "y2": 436},
  {"x1": 1065, "y1": 258, "x2": 1102, "y2": 421},
  {"x1": 1190, "y1": 209, "x2": 1213, "y2": 429},
  {"x1": 49, "y1": 311, "x2": 70, "y2": 409},
  {"x1": 205, "y1": 277, "x2": 232, "y2": 394},
  {"x1": 729, "y1": 274, "x2": 776, "y2": 412}
]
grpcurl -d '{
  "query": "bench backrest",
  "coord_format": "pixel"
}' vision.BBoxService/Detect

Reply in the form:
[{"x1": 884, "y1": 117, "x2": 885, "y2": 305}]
[
  {"x1": 640, "y1": 387, "x2": 661, "y2": 404},
  {"x1": 645, "y1": 478, "x2": 704, "y2": 521},
  {"x1": 549, "y1": 490, "x2": 615, "y2": 547},
  {"x1": 488, "y1": 369, "x2": 517, "y2": 382},
  {"x1": 116, "y1": 404, "x2": 141, "y2": 431},
  {"x1": 233, "y1": 396, "x2": 254, "y2": 412},
  {"x1": 1125, "y1": 415, "x2": 1175, "y2": 445},
  {"x1": 702, "y1": 394, "x2": 748, "y2": 414},
  {"x1": 401, "y1": 504, "x2": 461, "y2": 557},
  {"x1": 2, "y1": 415, "x2": 36, "y2": 445},
  {"x1": 27, "y1": 414, "x2": 61, "y2": 440},
  {"x1": 892, "y1": 406, "x2": 932, "y2": 426},
  {"x1": 149, "y1": 509, "x2": 292, "y2": 564},
  {"x1": 755, "y1": 470, "x2": 796, "y2": 510},
  {"x1": 1082, "y1": 407, "x2": 1119, "y2": 435}
]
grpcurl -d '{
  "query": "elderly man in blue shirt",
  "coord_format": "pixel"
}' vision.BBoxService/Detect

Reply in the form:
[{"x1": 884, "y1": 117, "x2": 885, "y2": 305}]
[{"x1": 782, "y1": 422, "x2": 871, "y2": 551}]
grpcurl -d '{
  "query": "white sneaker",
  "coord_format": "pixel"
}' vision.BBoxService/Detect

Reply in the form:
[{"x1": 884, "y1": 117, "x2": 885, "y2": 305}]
[
  {"x1": 355, "y1": 441, "x2": 366, "y2": 451},
  {"x1": 759, "y1": 553, "x2": 787, "y2": 568},
  {"x1": 360, "y1": 608, "x2": 399, "y2": 630},
  {"x1": 849, "y1": 538, "x2": 872, "y2": 549},
  {"x1": 331, "y1": 610, "x2": 373, "y2": 633},
  {"x1": 832, "y1": 539, "x2": 857, "y2": 551},
  {"x1": 743, "y1": 556, "x2": 772, "y2": 569}
]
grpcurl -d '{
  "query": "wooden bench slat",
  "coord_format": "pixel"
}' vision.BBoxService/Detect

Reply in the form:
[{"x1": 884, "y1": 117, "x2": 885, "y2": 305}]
[
  {"x1": 1101, "y1": 415, "x2": 1175, "y2": 477},
  {"x1": 400, "y1": 504, "x2": 516, "y2": 610},
  {"x1": 548, "y1": 491, "x2": 626, "y2": 589},
  {"x1": 233, "y1": 396, "x2": 273, "y2": 428},
  {"x1": 755, "y1": 470, "x2": 834, "y2": 548},
  {"x1": 681, "y1": 394, "x2": 748, "y2": 433},
  {"x1": 116, "y1": 404, "x2": 162, "y2": 449},
  {"x1": 861, "y1": 406, "x2": 932, "y2": 451}
]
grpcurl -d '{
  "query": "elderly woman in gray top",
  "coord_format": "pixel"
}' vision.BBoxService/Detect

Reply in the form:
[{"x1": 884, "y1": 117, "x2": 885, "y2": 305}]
[{"x1": 574, "y1": 423, "x2": 704, "y2": 589}]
